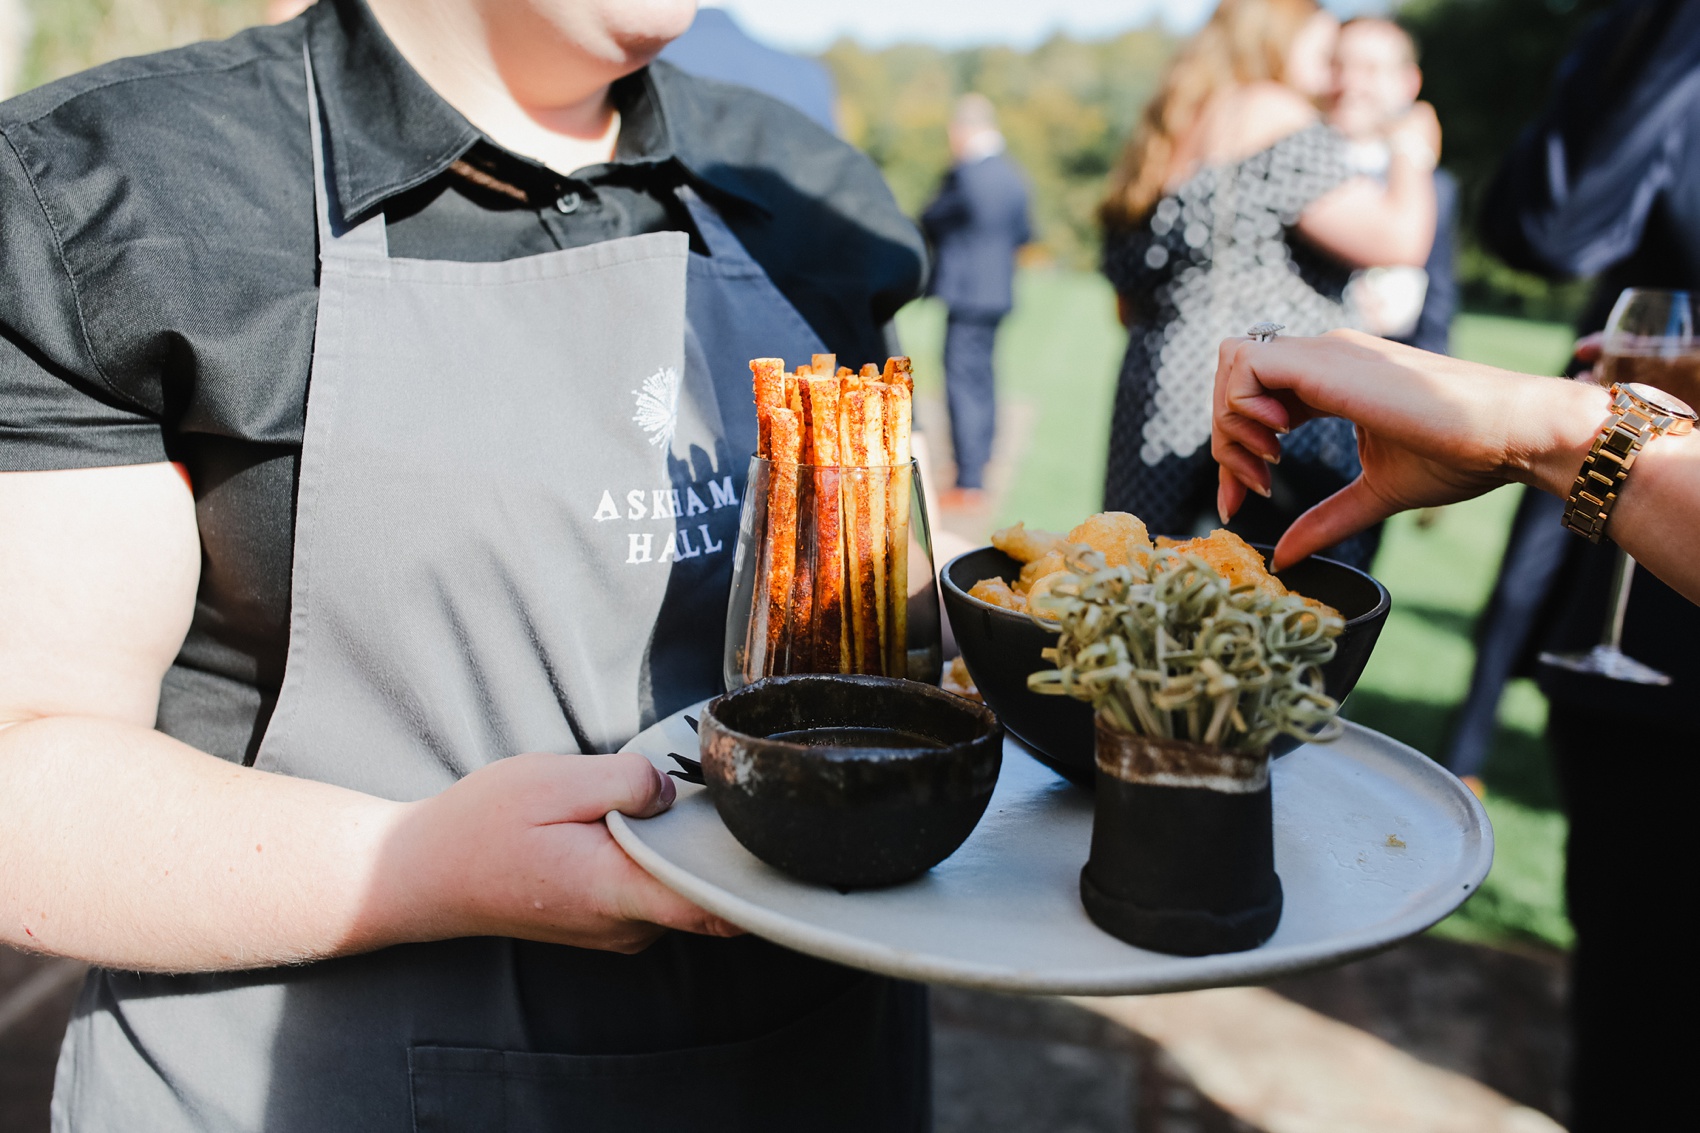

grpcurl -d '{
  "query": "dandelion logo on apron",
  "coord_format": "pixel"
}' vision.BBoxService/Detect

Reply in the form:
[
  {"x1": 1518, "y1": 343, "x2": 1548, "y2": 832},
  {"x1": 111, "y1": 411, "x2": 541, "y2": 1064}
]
[{"x1": 631, "y1": 366, "x2": 683, "y2": 450}]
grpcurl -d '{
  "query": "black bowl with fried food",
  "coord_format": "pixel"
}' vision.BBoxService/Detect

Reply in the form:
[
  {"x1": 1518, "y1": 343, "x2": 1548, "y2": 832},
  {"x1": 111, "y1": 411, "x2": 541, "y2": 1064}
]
[
  {"x1": 940, "y1": 545, "x2": 1390, "y2": 787},
  {"x1": 700, "y1": 674, "x2": 1003, "y2": 888}
]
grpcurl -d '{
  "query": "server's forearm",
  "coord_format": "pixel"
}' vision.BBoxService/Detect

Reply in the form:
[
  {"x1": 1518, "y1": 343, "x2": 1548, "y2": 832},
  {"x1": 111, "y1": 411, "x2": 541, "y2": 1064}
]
[{"x1": 0, "y1": 715, "x2": 406, "y2": 971}]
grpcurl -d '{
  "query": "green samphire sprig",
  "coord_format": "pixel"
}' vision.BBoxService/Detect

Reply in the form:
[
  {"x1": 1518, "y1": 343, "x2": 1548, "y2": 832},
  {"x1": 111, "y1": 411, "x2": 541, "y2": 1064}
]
[{"x1": 1025, "y1": 548, "x2": 1345, "y2": 753}]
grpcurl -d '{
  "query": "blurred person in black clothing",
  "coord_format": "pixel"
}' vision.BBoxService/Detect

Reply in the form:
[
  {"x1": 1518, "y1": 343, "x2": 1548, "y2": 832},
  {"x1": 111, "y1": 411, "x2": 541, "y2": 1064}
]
[
  {"x1": 921, "y1": 94, "x2": 1032, "y2": 509},
  {"x1": 1328, "y1": 18, "x2": 1459, "y2": 357},
  {"x1": 1468, "y1": 1, "x2": 1700, "y2": 1127}
]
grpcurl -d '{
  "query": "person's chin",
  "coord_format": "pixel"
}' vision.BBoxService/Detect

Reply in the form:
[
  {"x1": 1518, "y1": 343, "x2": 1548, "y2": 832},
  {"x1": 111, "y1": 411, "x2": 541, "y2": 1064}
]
[
  {"x1": 534, "y1": 1, "x2": 695, "y2": 68},
  {"x1": 599, "y1": 0, "x2": 698, "y2": 54},
  {"x1": 606, "y1": 35, "x2": 673, "y2": 67}
]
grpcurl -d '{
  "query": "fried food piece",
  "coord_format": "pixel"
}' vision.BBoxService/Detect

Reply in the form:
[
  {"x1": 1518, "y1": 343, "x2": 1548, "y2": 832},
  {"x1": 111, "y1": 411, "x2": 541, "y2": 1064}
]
[
  {"x1": 1169, "y1": 529, "x2": 1289, "y2": 598},
  {"x1": 1018, "y1": 549, "x2": 1068, "y2": 591},
  {"x1": 1026, "y1": 570, "x2": 1070, "y2": 605},
  {"x1": 991, "y1": 521, "x2": 1067, "y2": 564},
  {"x1": 1298, "y1": 593, "x2": 1343, "y2": 621},
  {"x1": 1156, "y1": 530, "x2": 1343, "y2": 618},
  {"x1": 968, "y1": 576, "x2": 1026, "y2": 612},
  {"x1": 1154, "y1": 535, "x2": 1183, "y2": 549},
  {"x1": 942, "y1": 656, "x2": 982, "y2": 701},
  {"x1": 1066, "y1": 511, "x2": 1153, "y2": 569}
]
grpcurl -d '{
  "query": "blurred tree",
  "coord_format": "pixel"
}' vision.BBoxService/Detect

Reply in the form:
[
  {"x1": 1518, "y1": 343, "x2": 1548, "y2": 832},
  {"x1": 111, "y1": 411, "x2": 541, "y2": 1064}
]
[
  {"x1": 1400, "y1": 0, "x2": 1617, "y2": 321},
  {"x1": 18, "y1": 0, "x2": 265, "y2": 91},
  {"x1": 1, "y1": 0, "x2": 27, "y2": 98},
  {"x1": 825, "y1": 28, "x2": 1176, "y2": 268}
]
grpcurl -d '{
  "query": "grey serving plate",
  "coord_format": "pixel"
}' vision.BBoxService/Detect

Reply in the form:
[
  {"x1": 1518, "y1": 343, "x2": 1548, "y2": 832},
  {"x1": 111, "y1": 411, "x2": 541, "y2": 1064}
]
[{"x1": 609, "y1": 706, "x2": 1492, "y2": 995}]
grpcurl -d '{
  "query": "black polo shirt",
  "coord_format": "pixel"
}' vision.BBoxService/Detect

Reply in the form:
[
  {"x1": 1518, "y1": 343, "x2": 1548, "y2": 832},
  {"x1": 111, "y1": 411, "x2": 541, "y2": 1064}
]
[{"x1": 0, "y1": 0, "x2": 925, "y2": 761}]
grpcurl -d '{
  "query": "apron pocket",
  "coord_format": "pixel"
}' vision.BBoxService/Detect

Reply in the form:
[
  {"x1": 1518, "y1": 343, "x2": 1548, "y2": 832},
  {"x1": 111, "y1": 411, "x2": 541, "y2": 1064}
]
[{"x1": 408, "y1": 976, "x2": 927, "y2": 1133}]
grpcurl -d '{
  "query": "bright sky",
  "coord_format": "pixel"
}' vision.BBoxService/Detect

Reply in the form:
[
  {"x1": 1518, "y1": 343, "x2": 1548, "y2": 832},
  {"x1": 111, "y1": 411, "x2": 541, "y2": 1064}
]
[{"x1": 711, "y1": 0, "x2": 1391, "y2": 51}]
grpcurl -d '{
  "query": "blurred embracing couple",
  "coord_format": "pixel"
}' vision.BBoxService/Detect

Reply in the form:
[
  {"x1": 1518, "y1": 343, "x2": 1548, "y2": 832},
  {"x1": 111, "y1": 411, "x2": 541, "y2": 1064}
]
[{"x1": 1098, "y1": 0, "x2": 1454, "y2": 568}]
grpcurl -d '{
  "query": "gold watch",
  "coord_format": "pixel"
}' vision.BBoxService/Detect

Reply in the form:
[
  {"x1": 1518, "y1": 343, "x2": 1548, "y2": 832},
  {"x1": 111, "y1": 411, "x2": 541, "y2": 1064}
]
[{"x1": 1562, "y1": 381, "x2": 1697, "y2": 542}]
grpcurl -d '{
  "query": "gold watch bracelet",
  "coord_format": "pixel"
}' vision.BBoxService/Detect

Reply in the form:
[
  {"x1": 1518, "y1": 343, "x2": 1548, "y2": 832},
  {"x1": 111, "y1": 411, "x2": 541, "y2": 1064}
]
[{"x1": 1561, "y1": 385, "x2": 1691, "y2": 543}]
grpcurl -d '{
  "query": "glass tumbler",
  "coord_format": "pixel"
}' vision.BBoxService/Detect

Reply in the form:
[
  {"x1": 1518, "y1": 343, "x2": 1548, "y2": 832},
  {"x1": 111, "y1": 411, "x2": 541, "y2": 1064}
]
[{"x1": 724, "y1": 456, "x2": 943, "y2": 689}]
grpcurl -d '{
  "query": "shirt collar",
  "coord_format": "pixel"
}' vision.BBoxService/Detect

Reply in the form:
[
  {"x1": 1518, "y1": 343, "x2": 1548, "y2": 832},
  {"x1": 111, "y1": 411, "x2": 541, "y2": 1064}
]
[{"x1": 307, "y1": 0, "x2": 765, "y2": 220}]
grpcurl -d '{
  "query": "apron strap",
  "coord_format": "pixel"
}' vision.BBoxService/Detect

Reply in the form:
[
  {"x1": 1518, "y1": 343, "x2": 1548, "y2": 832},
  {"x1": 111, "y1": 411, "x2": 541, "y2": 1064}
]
[
  {"x1": 676, "y1": 184, "x2": 759, "y2": 267},
  {"x1": 304, "y1": 43, "x2": 389, "y2": 262}
]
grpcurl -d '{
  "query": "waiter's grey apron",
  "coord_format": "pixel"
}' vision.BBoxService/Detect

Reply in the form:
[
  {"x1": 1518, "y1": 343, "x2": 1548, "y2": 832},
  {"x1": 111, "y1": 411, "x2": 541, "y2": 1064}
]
[{"x1": 52, "y1": 57, "x2": 928, "y2": 1133}]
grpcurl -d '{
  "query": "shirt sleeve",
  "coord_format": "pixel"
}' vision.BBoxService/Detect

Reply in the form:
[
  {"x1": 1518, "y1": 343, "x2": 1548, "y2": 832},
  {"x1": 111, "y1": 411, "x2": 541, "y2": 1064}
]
[
  {"x1": 1257, "y1": 123, "x2": 1353, "y2": 225},
  {"x1": 0, "y1": 130, "x2": 167, "y2": 471}
]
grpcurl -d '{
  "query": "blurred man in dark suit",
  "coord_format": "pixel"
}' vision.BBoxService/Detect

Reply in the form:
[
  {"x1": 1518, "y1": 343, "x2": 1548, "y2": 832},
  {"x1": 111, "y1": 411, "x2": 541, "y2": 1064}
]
[
  {"x1": 1470, "y1": 3, "x2": 1700, "y2": 1128},
  {"x1": 921, "y1": 94, "x2": 1031, "y2": 508},
  {"x1": 1328, "y1": 17, "x2": 1458, "y2": 357},
  {"x1": 659, "y1": 4, "x2": 837, "y2": 134}
]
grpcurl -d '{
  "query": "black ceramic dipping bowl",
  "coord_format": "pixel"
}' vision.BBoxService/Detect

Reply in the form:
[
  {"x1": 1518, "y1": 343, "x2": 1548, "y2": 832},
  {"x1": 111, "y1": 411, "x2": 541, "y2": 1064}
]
[
  {"x1": 699, "y1": 675, "x2": 1004, "y2": 888},
  {"x1": 941, "y1": 544, "x2": 1391, "y2": 786}
]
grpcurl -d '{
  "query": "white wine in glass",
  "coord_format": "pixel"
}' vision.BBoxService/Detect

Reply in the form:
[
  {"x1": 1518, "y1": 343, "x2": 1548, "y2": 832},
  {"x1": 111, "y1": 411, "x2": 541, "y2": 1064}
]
[{"x1": 1539, "y1": 287, "x2": 1695, "y2": 686}]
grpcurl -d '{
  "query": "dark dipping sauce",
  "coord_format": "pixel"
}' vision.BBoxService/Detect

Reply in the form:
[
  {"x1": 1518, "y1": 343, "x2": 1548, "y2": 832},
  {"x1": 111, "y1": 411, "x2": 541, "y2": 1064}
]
[
  {"x1": 700, "y1": 674, "x2": 1004, "y2": 887},
  {"x1": 767, "y1": 727, "x2": 947, "y2": 750}
]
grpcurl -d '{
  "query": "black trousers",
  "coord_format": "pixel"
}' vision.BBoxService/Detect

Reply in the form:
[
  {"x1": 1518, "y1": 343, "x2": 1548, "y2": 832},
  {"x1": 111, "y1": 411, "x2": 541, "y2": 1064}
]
[
  {"x1": 1545, "y1": 700, "x2": 1686, "y2": 1131},
  {"x1": 944, "y1": 311, "x2": 1003, "y2": 489}
]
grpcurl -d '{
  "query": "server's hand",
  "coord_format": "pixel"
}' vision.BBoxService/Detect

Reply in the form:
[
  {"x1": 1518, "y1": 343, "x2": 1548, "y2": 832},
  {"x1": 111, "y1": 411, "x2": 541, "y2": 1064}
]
[{"x1": 382, "y1": 752, "x2": 741, "y2": 953}]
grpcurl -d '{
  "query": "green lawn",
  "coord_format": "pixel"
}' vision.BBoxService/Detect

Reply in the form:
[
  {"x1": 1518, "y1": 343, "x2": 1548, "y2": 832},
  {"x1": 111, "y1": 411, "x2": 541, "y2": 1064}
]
[{"x1": 898, "y1": 276, "x2": 1576, "y2": 951}]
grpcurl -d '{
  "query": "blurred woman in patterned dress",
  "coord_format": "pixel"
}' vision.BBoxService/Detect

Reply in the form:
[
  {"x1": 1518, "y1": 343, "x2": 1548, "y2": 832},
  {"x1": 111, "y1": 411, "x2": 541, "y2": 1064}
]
[{"x1": 1099, "y1": 0, "x2": 1439, "y2": 568}]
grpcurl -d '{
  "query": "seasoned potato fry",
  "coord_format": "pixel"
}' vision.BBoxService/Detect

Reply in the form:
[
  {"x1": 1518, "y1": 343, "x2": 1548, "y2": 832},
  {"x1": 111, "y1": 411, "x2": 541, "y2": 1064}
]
[
  {"x1": 968, "y1": 577, "x2": 1026, "y2": 612},
  {"x1": 1065, "y1": 511, "x2": 1153, "y2": 569},
  {"x1": 991, "y1": 521, "x2": 1067, "y2": 564},
  {"x1": 750, "y1": 358, "x2": 786, "y2": 458},
  {"x1": 747, "y1": 355, "x2": 920, "y2": 678}
]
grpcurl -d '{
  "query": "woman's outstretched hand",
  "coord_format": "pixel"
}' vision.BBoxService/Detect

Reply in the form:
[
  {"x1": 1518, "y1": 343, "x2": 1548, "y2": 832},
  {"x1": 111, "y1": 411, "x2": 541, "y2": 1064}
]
[{"x1": 1211, "y1": 329, "x2": 1606, "y2": 569}]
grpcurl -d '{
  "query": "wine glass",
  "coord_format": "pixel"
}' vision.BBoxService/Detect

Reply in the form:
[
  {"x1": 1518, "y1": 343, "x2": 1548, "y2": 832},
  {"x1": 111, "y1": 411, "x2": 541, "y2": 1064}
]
[{"x1": 1538, "y1": 288, "x2": 1698, "y2": 686}]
